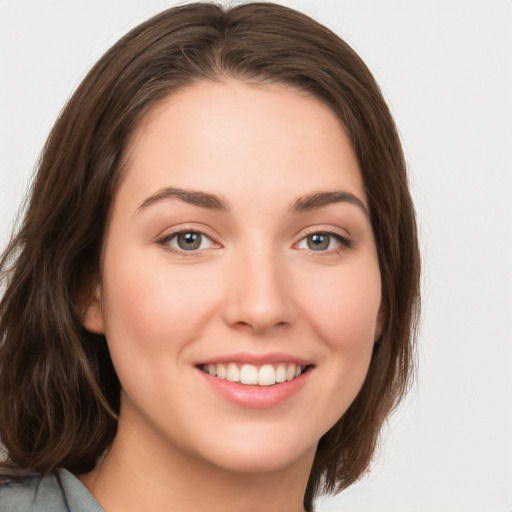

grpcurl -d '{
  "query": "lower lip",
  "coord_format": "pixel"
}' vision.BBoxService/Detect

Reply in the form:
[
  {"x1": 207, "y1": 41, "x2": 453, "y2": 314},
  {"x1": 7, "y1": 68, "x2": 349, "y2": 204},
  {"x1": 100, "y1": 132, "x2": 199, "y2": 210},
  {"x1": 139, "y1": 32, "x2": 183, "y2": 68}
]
[{"x1": 197, "y1": 368, "x2": 311, "y2": 409}]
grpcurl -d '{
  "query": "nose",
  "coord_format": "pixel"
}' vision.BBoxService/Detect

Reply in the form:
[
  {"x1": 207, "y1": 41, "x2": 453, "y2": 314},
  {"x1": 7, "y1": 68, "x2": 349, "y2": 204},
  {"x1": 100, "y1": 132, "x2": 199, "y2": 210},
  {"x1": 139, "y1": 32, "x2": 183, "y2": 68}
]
[{"x1": 222, "y1": 244, "x2": 296, "y2": 334}]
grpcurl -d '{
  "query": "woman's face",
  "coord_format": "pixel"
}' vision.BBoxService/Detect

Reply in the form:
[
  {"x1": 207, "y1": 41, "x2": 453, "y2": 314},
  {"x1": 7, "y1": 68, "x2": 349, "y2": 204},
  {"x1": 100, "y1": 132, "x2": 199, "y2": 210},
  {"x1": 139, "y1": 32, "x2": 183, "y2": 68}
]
[{"x1": 85, "y1": 79, "x2": 382, "y2": 474}]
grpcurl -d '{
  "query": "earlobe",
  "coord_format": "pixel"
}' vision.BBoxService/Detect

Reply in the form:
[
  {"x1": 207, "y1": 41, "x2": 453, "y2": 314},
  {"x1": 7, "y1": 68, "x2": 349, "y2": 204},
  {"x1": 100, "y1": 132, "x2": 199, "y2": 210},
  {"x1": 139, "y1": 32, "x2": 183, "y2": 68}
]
[
  {"x1": 82, "y1": 284, "x2": 105, "y2": 334},
  {"x1": 374, "y1": 304, "x2": 385, "y2": 342}
]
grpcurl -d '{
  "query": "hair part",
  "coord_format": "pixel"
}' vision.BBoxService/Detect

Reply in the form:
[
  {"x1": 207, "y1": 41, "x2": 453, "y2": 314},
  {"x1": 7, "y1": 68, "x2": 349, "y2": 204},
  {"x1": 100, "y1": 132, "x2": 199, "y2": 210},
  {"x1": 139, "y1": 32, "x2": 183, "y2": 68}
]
[{"x1": 0, "y1": 3, "x2": 420, "y2": 509}]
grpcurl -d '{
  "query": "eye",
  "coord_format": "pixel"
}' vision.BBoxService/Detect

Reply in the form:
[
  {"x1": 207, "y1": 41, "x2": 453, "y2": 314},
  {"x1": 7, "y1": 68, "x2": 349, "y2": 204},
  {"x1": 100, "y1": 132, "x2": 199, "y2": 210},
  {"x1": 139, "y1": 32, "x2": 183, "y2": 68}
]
[
  {"x1": 296, "y1": 232, "x2": 349, "y2": 252},
  {"x1": 161, "y1": 231, "x2": 215, "y2": 252}
]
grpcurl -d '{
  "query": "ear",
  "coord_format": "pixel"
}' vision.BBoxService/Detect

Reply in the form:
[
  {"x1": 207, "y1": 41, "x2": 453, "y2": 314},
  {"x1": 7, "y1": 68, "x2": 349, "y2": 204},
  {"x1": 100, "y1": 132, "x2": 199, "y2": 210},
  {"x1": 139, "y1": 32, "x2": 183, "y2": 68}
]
[
  {"x1": 374, "y1": 303, "x2": 385, "y2": 342},
  {"x1": 82, "y1": 283, "x2": 106, "y2": 334}
]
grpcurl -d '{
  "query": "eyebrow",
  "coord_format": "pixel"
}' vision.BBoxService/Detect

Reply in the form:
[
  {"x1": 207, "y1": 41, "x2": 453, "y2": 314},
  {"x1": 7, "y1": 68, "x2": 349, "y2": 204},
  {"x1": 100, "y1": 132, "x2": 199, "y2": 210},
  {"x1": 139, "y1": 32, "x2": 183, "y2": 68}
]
[
  {"x1": 290, "y1": 191, "x2": 369, "y2": 216},
  {"x1": 137, "y1": 186, "x2": 230, "y2": 212},
  {"x1": 137, "y1": 186, "x2": 368, "y2": 217}
]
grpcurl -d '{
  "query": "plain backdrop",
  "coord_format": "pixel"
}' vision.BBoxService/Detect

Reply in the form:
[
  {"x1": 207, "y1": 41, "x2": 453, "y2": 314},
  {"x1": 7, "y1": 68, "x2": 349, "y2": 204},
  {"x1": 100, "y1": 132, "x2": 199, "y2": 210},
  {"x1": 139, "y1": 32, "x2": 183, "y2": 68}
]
[{"x1": 1, "y1": 1, "x2": 511, "y2": 511}]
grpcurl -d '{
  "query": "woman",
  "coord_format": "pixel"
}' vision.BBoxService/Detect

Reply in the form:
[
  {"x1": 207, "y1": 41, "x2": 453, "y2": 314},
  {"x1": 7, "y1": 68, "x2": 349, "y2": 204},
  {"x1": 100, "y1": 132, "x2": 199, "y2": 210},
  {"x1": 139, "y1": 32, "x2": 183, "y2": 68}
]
[{"x1": 0, "y1": 3, "x2": 420, "y2": 511}]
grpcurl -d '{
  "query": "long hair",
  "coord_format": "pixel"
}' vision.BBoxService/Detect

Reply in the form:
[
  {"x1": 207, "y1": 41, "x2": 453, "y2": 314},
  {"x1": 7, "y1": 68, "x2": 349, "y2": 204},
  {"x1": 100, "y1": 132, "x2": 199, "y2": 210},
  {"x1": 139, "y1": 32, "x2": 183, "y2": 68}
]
[{"x1": 0, "y1": 3, "x2": 420, "y2": 509}]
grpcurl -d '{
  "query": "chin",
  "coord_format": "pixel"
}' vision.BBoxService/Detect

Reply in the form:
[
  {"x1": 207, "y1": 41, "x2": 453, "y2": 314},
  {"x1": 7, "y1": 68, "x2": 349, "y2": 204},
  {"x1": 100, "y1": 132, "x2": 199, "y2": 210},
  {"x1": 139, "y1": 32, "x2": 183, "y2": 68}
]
[{"x1": 191, "y1": 425, "x2": 318, "y2": 475}]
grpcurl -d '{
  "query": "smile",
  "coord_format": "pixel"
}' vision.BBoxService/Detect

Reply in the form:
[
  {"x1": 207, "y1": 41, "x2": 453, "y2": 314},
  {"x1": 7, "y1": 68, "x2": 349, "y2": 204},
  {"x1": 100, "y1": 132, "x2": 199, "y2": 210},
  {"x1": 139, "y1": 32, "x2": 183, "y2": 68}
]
[{"x1": 200, "y1": 363, "x2": 309, "y2": 386}]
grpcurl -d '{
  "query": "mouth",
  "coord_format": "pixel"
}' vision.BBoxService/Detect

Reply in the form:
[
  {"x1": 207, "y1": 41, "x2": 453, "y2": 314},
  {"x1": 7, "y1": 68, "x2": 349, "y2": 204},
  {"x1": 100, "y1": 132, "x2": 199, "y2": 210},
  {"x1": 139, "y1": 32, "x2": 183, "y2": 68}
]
[{"x1": 198, "y1": 362, "x2": 312, "y2": 387}]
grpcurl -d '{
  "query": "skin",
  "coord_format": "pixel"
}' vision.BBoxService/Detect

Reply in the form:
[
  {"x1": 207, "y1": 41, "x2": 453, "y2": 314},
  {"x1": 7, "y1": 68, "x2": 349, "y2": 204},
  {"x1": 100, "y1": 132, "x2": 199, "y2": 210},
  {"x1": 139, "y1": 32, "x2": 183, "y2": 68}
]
[{"x1": 81, "y1": 79, "x2": 383, "y2": 512}]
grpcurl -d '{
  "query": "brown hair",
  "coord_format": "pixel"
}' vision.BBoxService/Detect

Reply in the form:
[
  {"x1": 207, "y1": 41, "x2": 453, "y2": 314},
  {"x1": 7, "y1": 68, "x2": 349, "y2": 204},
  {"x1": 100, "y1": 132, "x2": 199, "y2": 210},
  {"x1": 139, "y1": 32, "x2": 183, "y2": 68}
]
[{"x1": 0, "y1": 2, "x2": 420, "y2": 508}]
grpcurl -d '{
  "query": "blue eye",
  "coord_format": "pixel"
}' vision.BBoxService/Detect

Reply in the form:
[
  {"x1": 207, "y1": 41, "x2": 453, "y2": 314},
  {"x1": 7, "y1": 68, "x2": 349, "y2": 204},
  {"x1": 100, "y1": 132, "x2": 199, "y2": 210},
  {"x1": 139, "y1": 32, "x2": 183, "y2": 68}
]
[
  {"x1": 297, "y1": 232, "x2": 348, "y2": 251},
  {"x1": 163, "y1": 231, "x2": 214, "y2": 252}
]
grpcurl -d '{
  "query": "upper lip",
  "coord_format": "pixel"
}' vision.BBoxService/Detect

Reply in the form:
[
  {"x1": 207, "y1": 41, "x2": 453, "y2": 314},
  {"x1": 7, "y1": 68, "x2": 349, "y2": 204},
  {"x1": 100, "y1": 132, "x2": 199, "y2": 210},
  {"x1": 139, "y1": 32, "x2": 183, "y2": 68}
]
[{"x1": 195, "y1": 352, "x2": 314, "y2": 367}]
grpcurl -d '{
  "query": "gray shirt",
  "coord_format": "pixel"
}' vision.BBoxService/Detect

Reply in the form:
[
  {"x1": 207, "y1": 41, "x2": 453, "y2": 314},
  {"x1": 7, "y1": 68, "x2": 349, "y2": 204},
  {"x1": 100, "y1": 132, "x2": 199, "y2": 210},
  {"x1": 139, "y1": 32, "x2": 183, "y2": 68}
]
[{"x1": 0, "y1": 469, "x2": 103, "y2": 511}]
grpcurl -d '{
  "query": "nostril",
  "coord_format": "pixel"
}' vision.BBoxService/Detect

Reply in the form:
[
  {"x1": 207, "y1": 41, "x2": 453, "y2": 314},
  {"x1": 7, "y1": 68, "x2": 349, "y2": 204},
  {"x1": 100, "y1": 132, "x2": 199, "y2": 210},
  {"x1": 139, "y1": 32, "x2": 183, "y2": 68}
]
[{"x1": 232, "y1": 320, "x2": 291, "y2": 335}]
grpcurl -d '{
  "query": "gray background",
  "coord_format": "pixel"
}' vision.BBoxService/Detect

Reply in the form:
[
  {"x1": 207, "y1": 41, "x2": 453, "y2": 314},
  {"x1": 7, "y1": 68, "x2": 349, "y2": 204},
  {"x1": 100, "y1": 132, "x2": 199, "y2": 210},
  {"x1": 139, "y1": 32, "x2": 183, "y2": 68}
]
[{"x1": 1, "y1": 1, "x2": 511, "y2": 510}]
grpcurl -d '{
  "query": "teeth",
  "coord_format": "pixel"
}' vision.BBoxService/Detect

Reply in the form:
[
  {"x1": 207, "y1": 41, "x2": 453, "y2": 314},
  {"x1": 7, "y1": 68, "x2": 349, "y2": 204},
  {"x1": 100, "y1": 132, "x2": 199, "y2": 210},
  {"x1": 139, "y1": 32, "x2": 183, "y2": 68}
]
[
  {"x1": 275, "y1": 364, "x2": 287, "y2": 383},
  {"x1": 258, "y1": 364, "x2": 275, "y2": 386},
  {"x1": 226, "y1": 363, "x2": 239, "y2": 382},
  {"x1": 217, "y1": 363, "x2": 226, "y2": 379},
  {"x1": 202, "y1": 362, "x2": 306, "y2": 386},
  {"x1": 240, "y1": 364, "x2": 258, "y2": 385}
]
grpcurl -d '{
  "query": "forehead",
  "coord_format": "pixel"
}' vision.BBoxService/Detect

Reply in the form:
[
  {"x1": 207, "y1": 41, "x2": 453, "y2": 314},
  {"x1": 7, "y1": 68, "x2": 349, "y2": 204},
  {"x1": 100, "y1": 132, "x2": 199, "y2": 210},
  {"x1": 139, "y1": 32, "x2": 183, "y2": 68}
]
[{"x1": 119, "y1": 79, "x2": 366, "y2": 210}]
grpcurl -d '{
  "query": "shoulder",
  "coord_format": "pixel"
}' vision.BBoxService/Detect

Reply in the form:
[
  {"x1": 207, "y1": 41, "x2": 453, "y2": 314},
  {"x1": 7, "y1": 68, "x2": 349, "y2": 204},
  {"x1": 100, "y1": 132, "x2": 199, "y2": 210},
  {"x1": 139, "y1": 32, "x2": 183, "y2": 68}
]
[
  {"x1": 0, "y1": 469, "x2": 103, "y2": 512},
  {"x1": 0, "y1": 472, "x2": 66, "y2": 511}
]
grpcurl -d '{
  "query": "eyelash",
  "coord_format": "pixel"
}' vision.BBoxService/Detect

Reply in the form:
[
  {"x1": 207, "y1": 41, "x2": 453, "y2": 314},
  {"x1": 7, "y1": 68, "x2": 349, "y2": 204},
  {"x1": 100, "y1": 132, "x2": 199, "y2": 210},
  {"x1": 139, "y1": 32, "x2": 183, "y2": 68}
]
[{"x1": 157, "y1": 229, "x2": 352, "y2": 256}]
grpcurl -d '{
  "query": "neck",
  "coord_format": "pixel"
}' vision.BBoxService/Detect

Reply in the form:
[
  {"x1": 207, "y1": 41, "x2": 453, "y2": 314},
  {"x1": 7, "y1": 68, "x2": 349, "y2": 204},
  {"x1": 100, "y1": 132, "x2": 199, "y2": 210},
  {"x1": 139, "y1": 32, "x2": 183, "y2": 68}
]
[{"x1": 79, "y1": 411, "x2": 314, "y2": 512}]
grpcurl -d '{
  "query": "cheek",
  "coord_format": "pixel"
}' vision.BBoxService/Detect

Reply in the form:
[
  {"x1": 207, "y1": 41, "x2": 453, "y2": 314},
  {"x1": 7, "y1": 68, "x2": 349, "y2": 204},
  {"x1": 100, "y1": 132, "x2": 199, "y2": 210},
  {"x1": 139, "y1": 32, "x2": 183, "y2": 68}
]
[
  {"x1": 297, "y1": 262, "x2": 381, "y2": 349},
  {"x1": 294, "y1": 259, "x2": 381, "y2": 416},
  {"x1": 101, "y1": 254, "x2": 223, "y2": 357},
  {"x1": 299, "y1": 269, "x2": 380, "y2": 426}
]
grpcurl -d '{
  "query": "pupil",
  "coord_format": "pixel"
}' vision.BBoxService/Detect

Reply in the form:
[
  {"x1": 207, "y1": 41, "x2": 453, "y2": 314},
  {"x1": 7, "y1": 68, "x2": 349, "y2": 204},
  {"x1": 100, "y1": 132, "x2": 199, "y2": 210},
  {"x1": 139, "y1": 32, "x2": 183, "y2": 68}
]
[
  {"x1": 178, "y1": 232, "x2": 201, "y2": 250},
  {"x1": 308, "y1": 233, "x2": 329, "y2": 251}
]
